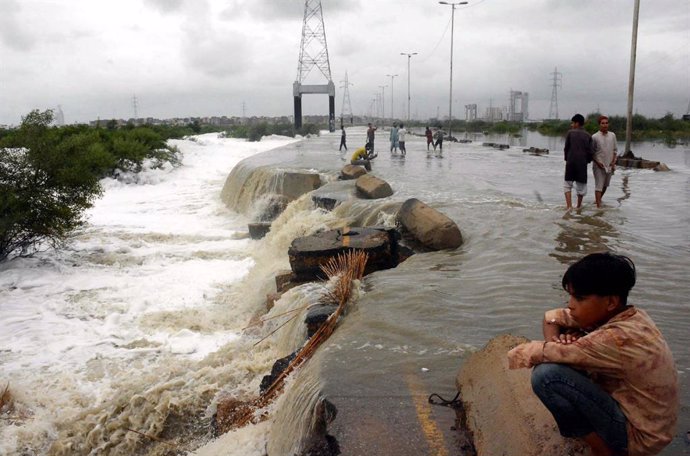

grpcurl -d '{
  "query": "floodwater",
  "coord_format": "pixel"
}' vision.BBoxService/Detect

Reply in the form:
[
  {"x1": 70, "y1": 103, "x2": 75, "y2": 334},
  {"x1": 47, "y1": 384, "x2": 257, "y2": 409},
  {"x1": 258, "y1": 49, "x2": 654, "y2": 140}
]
[{"x1": 1, "y1": 128, "x2": 688, "y2": 455}]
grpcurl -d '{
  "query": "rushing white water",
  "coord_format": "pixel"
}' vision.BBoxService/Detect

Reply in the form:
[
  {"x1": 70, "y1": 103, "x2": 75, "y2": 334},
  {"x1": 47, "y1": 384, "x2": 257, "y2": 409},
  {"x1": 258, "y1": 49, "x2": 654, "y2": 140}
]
[{"x1": 0, "y1": 133, "x2": 306, "y2": 454}]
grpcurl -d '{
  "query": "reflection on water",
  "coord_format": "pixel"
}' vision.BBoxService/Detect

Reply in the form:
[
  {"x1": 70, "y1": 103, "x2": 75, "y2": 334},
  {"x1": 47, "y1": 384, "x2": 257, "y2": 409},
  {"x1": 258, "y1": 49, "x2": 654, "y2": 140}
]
[
  {"x1": 550, "y1": 211, "x2": 621, "y2": 265},
  {"x1": 616, "y1": 174, "x2": 631, "y2": 205}
]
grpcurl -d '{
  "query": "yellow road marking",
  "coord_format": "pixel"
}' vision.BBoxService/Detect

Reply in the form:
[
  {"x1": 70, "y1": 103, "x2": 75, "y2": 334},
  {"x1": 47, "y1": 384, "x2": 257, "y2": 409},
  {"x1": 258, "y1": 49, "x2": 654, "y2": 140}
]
[
  {"x1": 405, "y1": 371, "x2": 449, "y2": 456},
  {"x1": 342, "y1": 226, "x2": 350, "y2": 247}
]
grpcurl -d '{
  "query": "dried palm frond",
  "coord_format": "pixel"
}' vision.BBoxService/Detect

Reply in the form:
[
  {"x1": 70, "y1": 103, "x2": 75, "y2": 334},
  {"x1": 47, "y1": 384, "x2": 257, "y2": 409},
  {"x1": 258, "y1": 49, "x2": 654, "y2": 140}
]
[
  {"x1": 0, "y1": 383, "x2": 10, "y2": 412},
  {"x1": 225, "y1": 250, "x2": 369, "y2": 431}
]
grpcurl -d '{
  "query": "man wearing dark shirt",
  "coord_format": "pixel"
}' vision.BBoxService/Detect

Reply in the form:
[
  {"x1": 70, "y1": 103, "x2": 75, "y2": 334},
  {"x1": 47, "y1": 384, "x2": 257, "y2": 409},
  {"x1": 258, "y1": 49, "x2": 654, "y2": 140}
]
[{"x1": 563, "y1": 114, "x2": 594, "y2": 210}]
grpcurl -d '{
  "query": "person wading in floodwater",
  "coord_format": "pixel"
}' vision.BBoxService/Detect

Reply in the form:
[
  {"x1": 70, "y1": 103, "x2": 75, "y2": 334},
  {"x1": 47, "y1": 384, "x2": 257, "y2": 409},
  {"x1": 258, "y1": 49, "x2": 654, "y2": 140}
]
[
  {"x1": 591, "y1": 115, "x2": 618, "y2": 208},
  {"x1": 367, "y1": 123, "x2": 378, "y2": 156},
  {"x1": 339, "y1": 126, "x2": 347, "y2": 151},
  {"x1": 563, "y1": 114, "x2": 594, "y2": 210}
]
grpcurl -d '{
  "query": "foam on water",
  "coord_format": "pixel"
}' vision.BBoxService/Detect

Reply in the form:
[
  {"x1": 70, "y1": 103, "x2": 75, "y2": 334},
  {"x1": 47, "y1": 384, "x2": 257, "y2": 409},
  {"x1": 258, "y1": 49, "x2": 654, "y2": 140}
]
[{"x1": 0, "y1": 133, "x2": 300, "y2": 454}]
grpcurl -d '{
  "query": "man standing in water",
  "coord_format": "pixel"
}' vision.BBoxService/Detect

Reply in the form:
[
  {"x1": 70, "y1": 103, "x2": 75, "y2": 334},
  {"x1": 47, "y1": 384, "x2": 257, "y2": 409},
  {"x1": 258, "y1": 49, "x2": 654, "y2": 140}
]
[
  {"x1": 339, "y1": 126, "x2": 347, "y2": 152},
  {"x1": 434, "y1": 127, "x2": 444, "y2": 154},
  {"x1": 425, "y1": 126, "x2": 435, "y2": 151},
  {"x1": 367, "y1": 123, "x2": 377, "y2": 155},
  {"x1": 398, "y1": 123, "x2": 407, "y2": 156},
  {"x1": 389, "y1": 123, "x2": 399, "y2": 153},
  {"x1": 563, "y1": 114, "x2": 594, "y2": 210},
  {"x1": 592, "y1": 116, "x2": 618, "y2": 208}
]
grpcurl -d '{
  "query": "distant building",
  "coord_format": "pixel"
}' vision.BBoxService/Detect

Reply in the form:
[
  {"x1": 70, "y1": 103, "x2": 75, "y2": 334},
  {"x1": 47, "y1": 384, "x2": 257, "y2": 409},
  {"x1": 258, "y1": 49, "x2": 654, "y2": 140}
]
[
  {"x1": 485, "y1": 107, "x2": 503, "y2": 122},
  {"x1": 465, "y1": 104, "x2": 478, "y2": 121},
  {"x1": 508, "y1": 91, "x2": 529, "y2": 122},
  {"x1": 54, "y1": 105, "x2": 65, "y2": 126}
]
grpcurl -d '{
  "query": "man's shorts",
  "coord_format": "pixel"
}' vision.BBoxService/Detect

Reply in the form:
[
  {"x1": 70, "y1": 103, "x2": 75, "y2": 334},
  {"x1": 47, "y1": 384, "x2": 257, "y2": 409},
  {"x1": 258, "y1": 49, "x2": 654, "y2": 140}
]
[
  {"x1": 564, "y1": 180, "x2": 587, "y2": 196},
  {"x1": 593, "y1": 166, "x2": 612, "y2": 192}
]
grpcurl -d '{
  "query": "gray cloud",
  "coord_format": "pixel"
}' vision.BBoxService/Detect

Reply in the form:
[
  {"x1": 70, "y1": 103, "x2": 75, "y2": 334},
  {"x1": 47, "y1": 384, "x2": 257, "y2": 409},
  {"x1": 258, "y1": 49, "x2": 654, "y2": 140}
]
[
  {"x1": 0, "y1": 0, "x2": 35, "y2": 51},
  {"x1": 143, "y1": 0, "x2": 185, "y2": 14}
]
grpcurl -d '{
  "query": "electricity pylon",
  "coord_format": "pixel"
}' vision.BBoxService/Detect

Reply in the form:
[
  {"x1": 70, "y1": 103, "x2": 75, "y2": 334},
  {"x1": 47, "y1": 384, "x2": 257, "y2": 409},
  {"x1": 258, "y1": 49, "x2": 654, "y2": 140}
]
[
  {"x1": 293, "y1": 0, "x2": 335, "y2": 132},
  {"x1": 340, "y1": 72, "x2": 353, "y2": 126},
  {"x1": 548, "y1": 67, "x2": 562, "y2": 120}
]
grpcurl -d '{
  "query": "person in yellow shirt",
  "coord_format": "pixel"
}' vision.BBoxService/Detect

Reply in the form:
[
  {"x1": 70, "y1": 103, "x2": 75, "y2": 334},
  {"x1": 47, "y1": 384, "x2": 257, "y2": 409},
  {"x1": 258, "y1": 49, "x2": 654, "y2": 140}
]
[{"x1": 351, "y1": 146, "x2": 368, "y2": 161}]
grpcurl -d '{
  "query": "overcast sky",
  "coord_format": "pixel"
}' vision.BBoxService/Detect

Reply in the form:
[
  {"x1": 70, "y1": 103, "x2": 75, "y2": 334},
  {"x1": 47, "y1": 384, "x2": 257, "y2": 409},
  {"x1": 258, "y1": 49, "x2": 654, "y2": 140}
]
[{"x1": 1, "y1": 0, "x2": 688, "y2": 125}]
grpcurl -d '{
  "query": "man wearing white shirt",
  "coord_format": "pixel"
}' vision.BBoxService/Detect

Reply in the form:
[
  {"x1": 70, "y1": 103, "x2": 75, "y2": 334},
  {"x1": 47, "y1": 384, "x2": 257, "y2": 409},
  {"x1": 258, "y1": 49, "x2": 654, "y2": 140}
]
[
  {"x1": 591, "y1": 116, "x2": 618, "y2": 208},
  {"x1": 398, "y1": 123, "x2": 407, "y2": 156}
]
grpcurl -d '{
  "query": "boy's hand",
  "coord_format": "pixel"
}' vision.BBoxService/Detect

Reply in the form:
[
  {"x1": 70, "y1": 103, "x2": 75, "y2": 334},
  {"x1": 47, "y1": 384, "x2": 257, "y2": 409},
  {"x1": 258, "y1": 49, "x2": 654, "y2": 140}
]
[
  {"x1": 507, "y1": 341, "x2": 544, "y2": 369},
  {"x1": 551, "y1": 330, "x2": 583, "y2": 344}
]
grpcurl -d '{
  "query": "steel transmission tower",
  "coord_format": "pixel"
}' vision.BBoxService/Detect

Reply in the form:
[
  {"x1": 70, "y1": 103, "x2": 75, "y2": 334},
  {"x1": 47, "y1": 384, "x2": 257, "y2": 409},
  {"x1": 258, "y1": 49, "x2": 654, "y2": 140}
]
[
  {"x1": 294, "y1": 0, "x2": 336, "y2": 132},
  {"x1": 548, "y1": 67, "x2": 562, "y2": 120},
  {"x1": 132, "y1": 94, "x2": 139, "y2": 122},
  {"x1": 339, "y1": 72, "x2": 354, "y2": 126}
]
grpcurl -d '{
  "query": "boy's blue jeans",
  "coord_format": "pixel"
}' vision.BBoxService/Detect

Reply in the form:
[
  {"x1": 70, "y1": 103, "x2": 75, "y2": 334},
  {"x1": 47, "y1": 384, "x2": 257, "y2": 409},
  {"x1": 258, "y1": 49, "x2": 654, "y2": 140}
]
[{"x1": 531, "y1": 363, "x2": 628, "y2": 453}]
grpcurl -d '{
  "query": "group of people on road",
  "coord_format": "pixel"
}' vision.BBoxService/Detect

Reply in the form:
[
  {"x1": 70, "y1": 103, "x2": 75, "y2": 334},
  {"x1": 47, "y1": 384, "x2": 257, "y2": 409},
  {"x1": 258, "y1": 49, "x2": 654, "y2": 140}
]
[
  {"x1": 563, "y1": 114, "x2": 618, "y2": 210},
  {"x1": 425, "y1": 126, "x2": 445, "y2": 153},
  {"x1": 344, "y1": 115, "x2": 619, "y2": 210},
  {"x1": 388, "y1": 123, "x2": 409, "y2": 155}
]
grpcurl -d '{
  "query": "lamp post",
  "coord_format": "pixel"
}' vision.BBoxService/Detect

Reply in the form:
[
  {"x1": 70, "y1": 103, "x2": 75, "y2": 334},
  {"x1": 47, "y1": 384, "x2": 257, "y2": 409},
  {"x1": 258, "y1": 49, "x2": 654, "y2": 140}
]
[
  {"x1": 379, "y1": 85, "x2": 387, "y2": 121},
  {"x1": 439, "y1": 1, "x2": 468, "y2": 140},
  {"x1": 400, "y1": 52, "x2": 417, "y2": 122},
  {"x1": 386, "y1": 74, "x2": 398, "y2": 120},
  {"x1": 624, "y1": 0, "x2": 640, "y2": 156}
]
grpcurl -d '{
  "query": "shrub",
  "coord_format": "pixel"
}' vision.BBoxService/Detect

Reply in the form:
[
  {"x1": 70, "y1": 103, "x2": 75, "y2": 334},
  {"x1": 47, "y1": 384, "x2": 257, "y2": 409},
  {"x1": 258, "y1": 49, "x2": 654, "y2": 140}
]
[{"x1": 0, "y1": 110, "x2": 104, "y2": 260}]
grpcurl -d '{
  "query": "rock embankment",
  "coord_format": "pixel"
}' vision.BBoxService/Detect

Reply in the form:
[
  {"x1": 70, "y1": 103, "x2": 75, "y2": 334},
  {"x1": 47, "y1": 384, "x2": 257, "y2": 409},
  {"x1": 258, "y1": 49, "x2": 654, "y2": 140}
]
[{"x1": 456, "y1": 334, "x2": 587, "y2": 456}]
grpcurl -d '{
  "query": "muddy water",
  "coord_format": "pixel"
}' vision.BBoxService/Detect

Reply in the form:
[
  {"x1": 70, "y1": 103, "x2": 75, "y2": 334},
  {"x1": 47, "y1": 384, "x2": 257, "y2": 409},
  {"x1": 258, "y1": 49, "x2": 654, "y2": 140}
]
[
  {"x1": 215, "y1": 127, "x2": 689, "y2": 454},
  {"x1": 1, "y1": 129, "x2": 687, "y2": 455}
]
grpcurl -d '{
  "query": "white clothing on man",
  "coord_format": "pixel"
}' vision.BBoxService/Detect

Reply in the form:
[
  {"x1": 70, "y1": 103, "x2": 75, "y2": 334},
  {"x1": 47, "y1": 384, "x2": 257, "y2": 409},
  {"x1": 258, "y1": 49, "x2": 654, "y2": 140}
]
[{"x1": 592, "y1": 130, "x2": 618, "y2": 192}]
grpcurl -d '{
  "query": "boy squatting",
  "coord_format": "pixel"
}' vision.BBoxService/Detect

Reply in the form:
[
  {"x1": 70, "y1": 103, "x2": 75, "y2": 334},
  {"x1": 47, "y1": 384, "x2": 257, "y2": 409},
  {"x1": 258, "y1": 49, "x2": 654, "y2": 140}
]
[{"x1": 508, "y1": 253, "x2": 678, "y2": 456}]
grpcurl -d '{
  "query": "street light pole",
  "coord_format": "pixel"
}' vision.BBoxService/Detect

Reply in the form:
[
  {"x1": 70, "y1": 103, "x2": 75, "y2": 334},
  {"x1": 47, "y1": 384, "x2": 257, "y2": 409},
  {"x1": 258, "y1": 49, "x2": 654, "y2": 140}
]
[
  {"x1": 379, "y1": 85, "x2": 387, "y2": 121},
  {"x1": 439, "y1": 1, "x2": 468, "y2": 140},
  {"x1": 386, "y1": 74, "x2": 398, "y2": 120},
  {"x1": 400, "y1": 52, "x2": 417, "y2": 122},
  {"x1": 624, "y1": 0, "x2": 640, "y2": 156}
]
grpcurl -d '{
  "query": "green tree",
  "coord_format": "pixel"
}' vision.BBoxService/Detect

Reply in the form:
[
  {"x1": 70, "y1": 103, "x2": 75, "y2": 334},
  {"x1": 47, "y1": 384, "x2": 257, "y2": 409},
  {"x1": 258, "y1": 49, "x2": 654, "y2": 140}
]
[{"x1": 0, "y1": 110, "x2": 105, "y2": 260}]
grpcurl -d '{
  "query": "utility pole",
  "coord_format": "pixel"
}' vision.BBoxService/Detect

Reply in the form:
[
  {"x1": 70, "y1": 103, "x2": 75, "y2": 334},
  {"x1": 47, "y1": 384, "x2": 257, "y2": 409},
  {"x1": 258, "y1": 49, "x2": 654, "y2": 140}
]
[
  {"x1": 386, "y1": 74, "x2": 398, "y2": 120},
  {"x1": 548, "y1": 67, "x2": 562, "y2": 120},
  {"x1": 624, "y1": 0, "x2": 640, "y2": 156},
  {"x1": 378, "y1": 85, "x2": 387, "y2": 120},
  {"x1": 439, "y1": 1, "x2": 468, "y2": 140},
  {"x1": 400, "y1": 52, "x2": 417, "y2": 122}
]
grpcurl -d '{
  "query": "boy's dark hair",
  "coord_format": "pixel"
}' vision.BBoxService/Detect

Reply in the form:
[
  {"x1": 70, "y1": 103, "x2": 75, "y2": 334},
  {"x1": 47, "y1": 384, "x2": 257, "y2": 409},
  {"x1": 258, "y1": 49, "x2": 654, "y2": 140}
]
[
  {"x1": 571, "y1": 114, "x2": 585, "y2": 126},
  {"x1": 562, "y1": 252, "x2": 636, "y2": 305}
]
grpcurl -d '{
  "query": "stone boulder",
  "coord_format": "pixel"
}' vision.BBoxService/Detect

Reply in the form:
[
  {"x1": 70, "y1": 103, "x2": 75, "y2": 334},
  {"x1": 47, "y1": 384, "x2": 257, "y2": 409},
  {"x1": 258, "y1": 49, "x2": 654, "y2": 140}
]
[
  {"x1": 311, "y1": 180, "x2": 358, "y2": 211},
  {"x1": 355, "y1": 174, "x2": 393, "y2": 199},
  {"x1": 248, "y1": 222, "x2": 271, "y2": 239},
  {"x1": 305, "y1": 304, "x2": 339, "y2": 338},
  {"x1": 456, "y1": 334, "x2": 587, "y2": 456},
  {"x1": 281, "y1": 172, "x2": 323, "y2": 200},
  {"x1": 258, "y1": 194, "x2": 289, "y2": 222},
  {"x1": 341, "y1": 164, "x2": 368, "y2": 180},
  {"x1": 260, "y1": 351, "x2": 297, "y2": 394},
  {"x1": 288, "y1": 227, "x2": 400, "y2": 280},
  {"x1": 616, "y1": 158, "x2": 670, "y2": 171},
  {"x1": 350, "y1": 159, "x2": 371, "y2": 171},
  {"x1": 397, "y1": 198, "x2": 462, "y2": 250}
]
